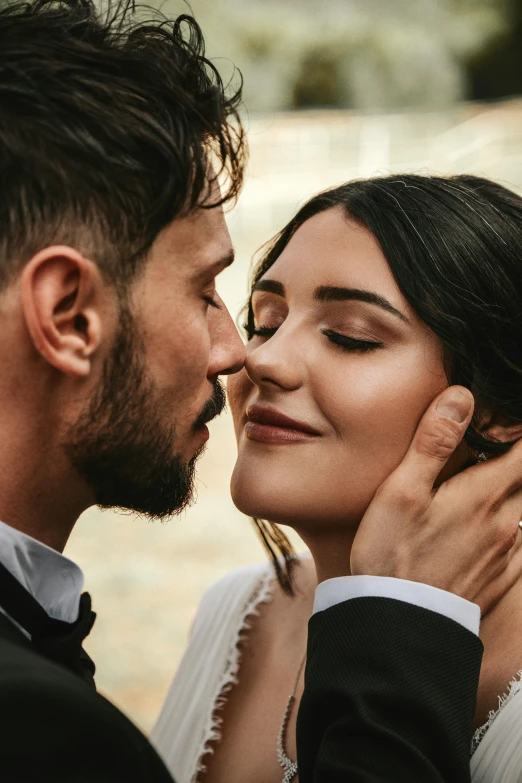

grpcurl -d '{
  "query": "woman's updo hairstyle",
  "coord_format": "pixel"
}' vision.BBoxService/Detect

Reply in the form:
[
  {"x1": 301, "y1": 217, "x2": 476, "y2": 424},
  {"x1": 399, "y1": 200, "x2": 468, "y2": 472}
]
[{"x1": 245, "y1": 174, "x2": 522, "y2": 592}]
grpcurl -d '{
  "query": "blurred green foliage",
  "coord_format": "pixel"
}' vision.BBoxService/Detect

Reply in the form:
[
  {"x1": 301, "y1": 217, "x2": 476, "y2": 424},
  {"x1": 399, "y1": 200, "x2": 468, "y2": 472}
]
[
  {"x1": 156, "y1": 0, "x2": 518, "y2": 112},
  {"x1": 2, "y1": 0, "x2": 514, "y2": 111},
  {"x1": 468, "y1": 0, "x2": 522, "y2": 101}
]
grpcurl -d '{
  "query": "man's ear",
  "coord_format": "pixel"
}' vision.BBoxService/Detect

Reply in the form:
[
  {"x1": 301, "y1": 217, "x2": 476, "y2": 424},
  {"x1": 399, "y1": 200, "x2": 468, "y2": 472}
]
[{"x1": 20, "y1": 246, "x2": 106, "y2": 378}]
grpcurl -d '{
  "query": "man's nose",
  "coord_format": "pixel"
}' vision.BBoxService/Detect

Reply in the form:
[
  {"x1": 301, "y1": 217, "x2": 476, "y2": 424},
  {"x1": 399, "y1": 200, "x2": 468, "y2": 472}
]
[{"x1": 208, "y1": 295, "x2": 246, "y2": 377}]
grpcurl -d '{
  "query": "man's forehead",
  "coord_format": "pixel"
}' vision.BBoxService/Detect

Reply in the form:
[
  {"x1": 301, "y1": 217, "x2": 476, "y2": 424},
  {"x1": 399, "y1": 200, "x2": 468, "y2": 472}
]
[
  {"x1": 187, "y1": 205, "x2": 234, "y2": 275},
  {"x1": 157, "y1": 203, "x2": 233, "y2": 270}
]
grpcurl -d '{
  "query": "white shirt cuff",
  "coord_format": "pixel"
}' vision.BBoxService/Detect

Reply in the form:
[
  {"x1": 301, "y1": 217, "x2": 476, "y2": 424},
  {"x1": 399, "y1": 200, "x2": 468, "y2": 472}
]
[{"x1": 313, "y1": 575, "x2": 481, "y2": 636}]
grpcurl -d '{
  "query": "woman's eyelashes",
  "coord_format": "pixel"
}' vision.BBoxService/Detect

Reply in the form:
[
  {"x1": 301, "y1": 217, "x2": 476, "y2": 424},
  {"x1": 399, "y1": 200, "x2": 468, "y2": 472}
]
[
  {"x1": 249, "y1": 324, "x2": 383, "y2": 352},
  {"x1": 251, "y1": 325, "x2": 277, "y2": 337},
  {"x1": 321, "y1": 329, "x2": 384, "y2": 352}
]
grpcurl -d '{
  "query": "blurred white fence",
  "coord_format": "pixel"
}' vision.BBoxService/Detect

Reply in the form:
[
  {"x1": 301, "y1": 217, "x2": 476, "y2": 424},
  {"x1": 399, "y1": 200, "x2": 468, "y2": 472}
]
[{"x1": 228, "y1": 98, "x2": 522, "y2": 255}]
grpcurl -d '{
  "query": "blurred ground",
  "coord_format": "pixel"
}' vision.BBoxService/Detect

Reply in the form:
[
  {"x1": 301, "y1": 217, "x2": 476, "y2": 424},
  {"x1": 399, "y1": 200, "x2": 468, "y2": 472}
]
[{"x1": 66, "y1": 101, "x2": 522, "y2": 734}]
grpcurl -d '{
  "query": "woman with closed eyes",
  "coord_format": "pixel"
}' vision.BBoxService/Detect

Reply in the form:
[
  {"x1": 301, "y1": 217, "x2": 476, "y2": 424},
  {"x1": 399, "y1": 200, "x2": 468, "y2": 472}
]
[{"x1": 153, "y1": 173, "x2": 522, "y2": 783}]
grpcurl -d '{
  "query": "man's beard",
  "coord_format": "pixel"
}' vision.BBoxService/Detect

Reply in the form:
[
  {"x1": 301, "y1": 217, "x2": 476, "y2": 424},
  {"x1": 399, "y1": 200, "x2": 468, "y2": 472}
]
[{"x1": 66, "y1": 305, "x2": 226, "y2": 519}]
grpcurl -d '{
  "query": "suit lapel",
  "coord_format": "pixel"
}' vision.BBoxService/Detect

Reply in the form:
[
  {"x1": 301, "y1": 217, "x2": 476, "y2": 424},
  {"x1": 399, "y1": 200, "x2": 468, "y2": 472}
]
[{"x1": 0, "y1": 610, "x2": 34, "y2": 649}]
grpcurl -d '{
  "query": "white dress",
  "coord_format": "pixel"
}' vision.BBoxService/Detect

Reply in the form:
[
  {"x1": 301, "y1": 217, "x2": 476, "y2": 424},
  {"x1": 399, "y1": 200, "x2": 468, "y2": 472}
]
[{"x1": 151, "y1": 561, "x2": 522, "y2": 783}]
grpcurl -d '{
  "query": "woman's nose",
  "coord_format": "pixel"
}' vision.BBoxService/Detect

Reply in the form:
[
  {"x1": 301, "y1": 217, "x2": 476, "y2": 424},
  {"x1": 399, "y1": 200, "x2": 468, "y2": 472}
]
[{"x1": 244, "y1": 326, "x2": 304, "y2": 391}]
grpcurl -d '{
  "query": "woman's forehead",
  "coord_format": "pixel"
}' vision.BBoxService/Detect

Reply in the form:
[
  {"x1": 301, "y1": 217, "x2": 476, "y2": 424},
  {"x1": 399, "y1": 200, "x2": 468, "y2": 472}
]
[{"x1": 259, "y1": 208, "x2": 412, "y2": 316}]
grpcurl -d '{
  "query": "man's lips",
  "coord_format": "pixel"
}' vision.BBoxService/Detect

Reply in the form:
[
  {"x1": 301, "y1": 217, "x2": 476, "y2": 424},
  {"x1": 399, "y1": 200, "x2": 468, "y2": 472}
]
[
  {"x1": 193, "y1": 380, "x2": 227, "y2": 430},
  {"x1": 245, "y1": 405, "x2": 321, "y2": 443}
]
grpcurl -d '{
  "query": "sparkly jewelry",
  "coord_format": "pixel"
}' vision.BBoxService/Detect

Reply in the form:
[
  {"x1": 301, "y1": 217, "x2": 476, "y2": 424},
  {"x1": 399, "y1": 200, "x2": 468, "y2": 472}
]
[{"x1": 277, "y1": 654, "x2": 306, "y2": 783}]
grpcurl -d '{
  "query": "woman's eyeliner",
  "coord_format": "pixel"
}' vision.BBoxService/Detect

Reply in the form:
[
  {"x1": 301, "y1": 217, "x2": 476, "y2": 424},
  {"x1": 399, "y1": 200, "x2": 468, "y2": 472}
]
[
  {"x1": 251, "y1": 325, "x2": 383, "y2": 352},
  {"x1": 321, "y1": 329, "x2": 383, "y2": 352},
  {"x1": 251, "y1": 325, "x2": 277, "y2": 337}
]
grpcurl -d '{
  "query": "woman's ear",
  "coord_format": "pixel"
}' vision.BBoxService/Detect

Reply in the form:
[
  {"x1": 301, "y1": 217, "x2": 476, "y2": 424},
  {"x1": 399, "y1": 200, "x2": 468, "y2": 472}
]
[
  {"x1": 480, "y1": 410, "x2": 522, "y2": 445},
  {"x1": 20, "y1": 245, "x2": 105, "y2": 378}
]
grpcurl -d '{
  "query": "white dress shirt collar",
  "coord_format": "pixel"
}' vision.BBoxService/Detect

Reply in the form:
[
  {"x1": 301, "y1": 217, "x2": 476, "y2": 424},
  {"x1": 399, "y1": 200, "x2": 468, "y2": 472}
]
[{"x1": 0, "y1": 519, "x2": 84, "y2": 623}]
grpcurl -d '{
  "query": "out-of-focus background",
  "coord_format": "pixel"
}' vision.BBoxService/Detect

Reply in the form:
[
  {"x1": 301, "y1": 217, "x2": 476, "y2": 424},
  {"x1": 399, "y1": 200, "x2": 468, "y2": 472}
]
[{"x1": 67, "y1": 0, "x2": 522, "y2": 734}]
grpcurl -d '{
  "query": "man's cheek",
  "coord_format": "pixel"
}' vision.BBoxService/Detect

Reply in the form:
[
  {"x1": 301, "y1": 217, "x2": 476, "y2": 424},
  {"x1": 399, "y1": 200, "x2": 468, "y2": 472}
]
[{"x1": 187, "y1": 322, "x2": 211, "y2": 368}]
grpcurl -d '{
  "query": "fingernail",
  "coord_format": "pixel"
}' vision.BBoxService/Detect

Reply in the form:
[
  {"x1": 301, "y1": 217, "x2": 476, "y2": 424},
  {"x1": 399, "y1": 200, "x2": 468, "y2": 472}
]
[{"x1": 436, "y1": 389, "x2": 473, "y2": 423}]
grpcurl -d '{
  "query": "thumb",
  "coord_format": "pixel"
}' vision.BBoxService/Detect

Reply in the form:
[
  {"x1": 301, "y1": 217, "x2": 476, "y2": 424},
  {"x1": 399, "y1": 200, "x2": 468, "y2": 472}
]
[{"x1": 392, "y1": 386, "x2": 475, "y2": 495}]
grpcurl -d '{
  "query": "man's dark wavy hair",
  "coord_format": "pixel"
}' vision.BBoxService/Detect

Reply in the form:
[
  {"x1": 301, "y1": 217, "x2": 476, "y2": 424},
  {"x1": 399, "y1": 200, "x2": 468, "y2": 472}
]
[{"x1": 0, "y1": 0, "x2": 246, "y2": 289}]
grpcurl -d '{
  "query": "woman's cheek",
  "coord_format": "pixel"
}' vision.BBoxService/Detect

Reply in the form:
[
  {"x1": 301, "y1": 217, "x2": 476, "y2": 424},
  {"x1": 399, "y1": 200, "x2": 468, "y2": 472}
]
[
  {"x1": 317, "y1": 354, "x2": 446, "y2": 453},
  {"x1": 227, "y1": 369, "x2": 252, "y2": 437},
  {"x1": 315, "y1": 362, "x2": 394, "y2": 430}
]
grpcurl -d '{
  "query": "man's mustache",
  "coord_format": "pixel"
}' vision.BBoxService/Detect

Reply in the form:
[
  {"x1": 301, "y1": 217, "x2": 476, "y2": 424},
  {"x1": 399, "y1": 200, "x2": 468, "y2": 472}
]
[{"x1": 193, "y1": 380, "x2": 227, "y2": 430}]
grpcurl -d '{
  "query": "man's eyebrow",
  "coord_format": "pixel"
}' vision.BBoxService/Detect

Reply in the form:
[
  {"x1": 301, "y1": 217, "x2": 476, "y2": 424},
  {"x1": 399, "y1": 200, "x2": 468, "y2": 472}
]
[
  {"x1": 214, "y1": 249, "x2": 235, "y2": 269},
  {"x1": 196, "y1": 250, "x2": 235, "y2": 282},
  {"x1": 251, "y1": 279, "x2": 285, "y2": 297},
  {"x1": 314, "y1": 286, "x2": 410, "y2": 323}
]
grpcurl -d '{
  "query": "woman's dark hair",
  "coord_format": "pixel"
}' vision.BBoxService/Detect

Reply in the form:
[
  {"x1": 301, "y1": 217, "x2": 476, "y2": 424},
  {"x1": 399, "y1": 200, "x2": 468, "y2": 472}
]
[
  {"x1": 0, "y1": 0, "x2": 246, "y2": 290},
  {"x1": 246, "y1": 173, "x2": 522, "y2": 592}
]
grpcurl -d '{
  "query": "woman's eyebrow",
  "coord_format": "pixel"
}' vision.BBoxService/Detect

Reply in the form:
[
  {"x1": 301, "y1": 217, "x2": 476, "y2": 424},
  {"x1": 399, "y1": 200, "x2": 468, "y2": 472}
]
[
  {"x1": 314, "y1": 286, "x2": 410, "y2": 323},
  {"x1": 252, "y1": 279, "x2": 285, "y2": 297}
]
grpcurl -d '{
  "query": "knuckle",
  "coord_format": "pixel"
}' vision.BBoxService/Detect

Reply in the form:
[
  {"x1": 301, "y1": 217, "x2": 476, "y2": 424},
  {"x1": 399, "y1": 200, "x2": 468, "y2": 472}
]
[
  {"x1": 493, "y1": 524, "x2": 518, "y2": 556},
  {"x1": 416, "y1": 419, "x2": 460, "y2": 458},
  {"x1": 488, "y1": 493, "x2": 506, "y2": 517},
  {"x1": 480, "y1": 483, "x2": 510, "y2": 517},
  {"x1": 379, "y1": 476, "x2": 421, "y2": 513},
  {"x1": 472, "y1": 486, "x2": 502, "y2": 517}
]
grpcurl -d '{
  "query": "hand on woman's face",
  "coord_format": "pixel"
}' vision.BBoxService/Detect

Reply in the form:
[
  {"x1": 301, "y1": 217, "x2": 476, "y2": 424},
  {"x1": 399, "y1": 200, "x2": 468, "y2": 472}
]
[{"x1": 228, "y1": 207, "x2": 459, "y2": 533}]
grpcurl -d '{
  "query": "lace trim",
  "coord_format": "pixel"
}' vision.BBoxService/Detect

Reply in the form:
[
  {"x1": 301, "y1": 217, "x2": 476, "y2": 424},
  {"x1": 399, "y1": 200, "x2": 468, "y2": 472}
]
[
  {"x1": 470, "y1": 669, "x2": 522, "y2": 757},
  {"x1": 187, "y1": 560, "x2": 512, "y2": 772},
  {"x1": 192, "y1": 566, "x2": 275, "y2": 782}
]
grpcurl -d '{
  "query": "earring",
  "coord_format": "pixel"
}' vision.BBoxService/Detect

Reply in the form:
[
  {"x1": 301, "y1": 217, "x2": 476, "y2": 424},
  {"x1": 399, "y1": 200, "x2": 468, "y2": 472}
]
[{"x1": 476, "y1": 452, "x2": 488, "y2": 463}]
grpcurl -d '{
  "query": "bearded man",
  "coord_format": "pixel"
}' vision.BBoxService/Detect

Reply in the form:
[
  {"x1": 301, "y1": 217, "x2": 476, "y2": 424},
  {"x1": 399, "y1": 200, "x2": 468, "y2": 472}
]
[{"x1": 0, "y1": 2, "x2": 522, "y2": 782}]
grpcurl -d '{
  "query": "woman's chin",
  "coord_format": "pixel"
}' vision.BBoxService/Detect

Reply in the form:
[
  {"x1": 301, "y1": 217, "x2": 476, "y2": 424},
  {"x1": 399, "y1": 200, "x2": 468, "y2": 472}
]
[
  {"x1": 230, "y1": 470, "x2": 274, "y2": 519},
  {"x1": 230, "y1": 454, "x2": 377, "y2": 530},
  {"x1": 230, "y1": 473, "x2": 351, "y2": 531},
  {"x1": 231, "y1": 470, "x2": 294, "y2": 522}
]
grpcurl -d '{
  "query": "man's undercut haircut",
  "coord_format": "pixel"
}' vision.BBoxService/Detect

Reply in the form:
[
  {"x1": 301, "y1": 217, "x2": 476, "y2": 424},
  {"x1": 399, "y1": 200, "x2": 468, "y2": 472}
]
[{"x1": 0, "y1": 0, "x2": 246, "y2": 289}]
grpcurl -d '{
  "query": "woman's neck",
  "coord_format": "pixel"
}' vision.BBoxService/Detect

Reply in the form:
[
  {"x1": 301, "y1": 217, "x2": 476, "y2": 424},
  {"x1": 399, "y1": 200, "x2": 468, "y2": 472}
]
[
  {"x1": 296, "y1": 527, "x2": 357, "y2": 585},
  {"x1": 474, "y1": 573, "x2": 522, "y2": 728}
]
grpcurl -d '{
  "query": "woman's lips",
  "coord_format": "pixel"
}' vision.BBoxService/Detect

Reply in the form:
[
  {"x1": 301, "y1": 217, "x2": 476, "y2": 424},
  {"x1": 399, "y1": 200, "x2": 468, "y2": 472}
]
[{"x1": 245, "y1": 406, "x2": 320, "y2": 444}]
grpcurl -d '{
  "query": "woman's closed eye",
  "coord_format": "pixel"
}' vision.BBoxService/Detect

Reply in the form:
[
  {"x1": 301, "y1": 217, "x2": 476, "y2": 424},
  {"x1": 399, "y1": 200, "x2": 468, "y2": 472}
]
[
  {"x1": 249, "y1": 324, "x2": 383, "y2": 352},
  {"x1": 250, "y1": 324, "x2": 278, "y2": 337},
  {"x1": 321, "y1": 329, "x2": 383, "y2": 353}
]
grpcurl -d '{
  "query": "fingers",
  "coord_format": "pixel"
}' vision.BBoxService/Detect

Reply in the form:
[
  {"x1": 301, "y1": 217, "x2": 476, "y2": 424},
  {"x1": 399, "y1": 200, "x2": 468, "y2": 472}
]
[
  {"x1": 479, "y1": 490, "x2": 522, "y2": 557},
  {"x1": 469, "y1": 436, "x2": 522, "y2": 500},
  {"x1": 476, "y1": 533, "x2": 522, "y2": 614},
  {"x1": 391, "y1": 386, "x2": 474, "y2": 498},
  {"x1": 459, "y1": 488, "x2": 522, "y2": 612}
]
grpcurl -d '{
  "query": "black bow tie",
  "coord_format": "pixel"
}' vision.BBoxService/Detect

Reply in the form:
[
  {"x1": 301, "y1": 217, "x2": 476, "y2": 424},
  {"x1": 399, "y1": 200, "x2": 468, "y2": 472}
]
[{"x1": 0, "y1": 559, "x2": 96, "y2": 688}]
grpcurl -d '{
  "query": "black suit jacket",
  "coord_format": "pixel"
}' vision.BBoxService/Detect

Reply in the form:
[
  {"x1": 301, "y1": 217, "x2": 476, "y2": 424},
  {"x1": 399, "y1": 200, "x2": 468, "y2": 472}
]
[
  {"x1": 0, "y1": 614, "x2": 173, "y2": 782},
  {"x1": 0, "y1": 597, "x2": 482, "y2": 782},
  {"x1": 297, "y1": 597, "x2": 484, "y2": 782}
]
